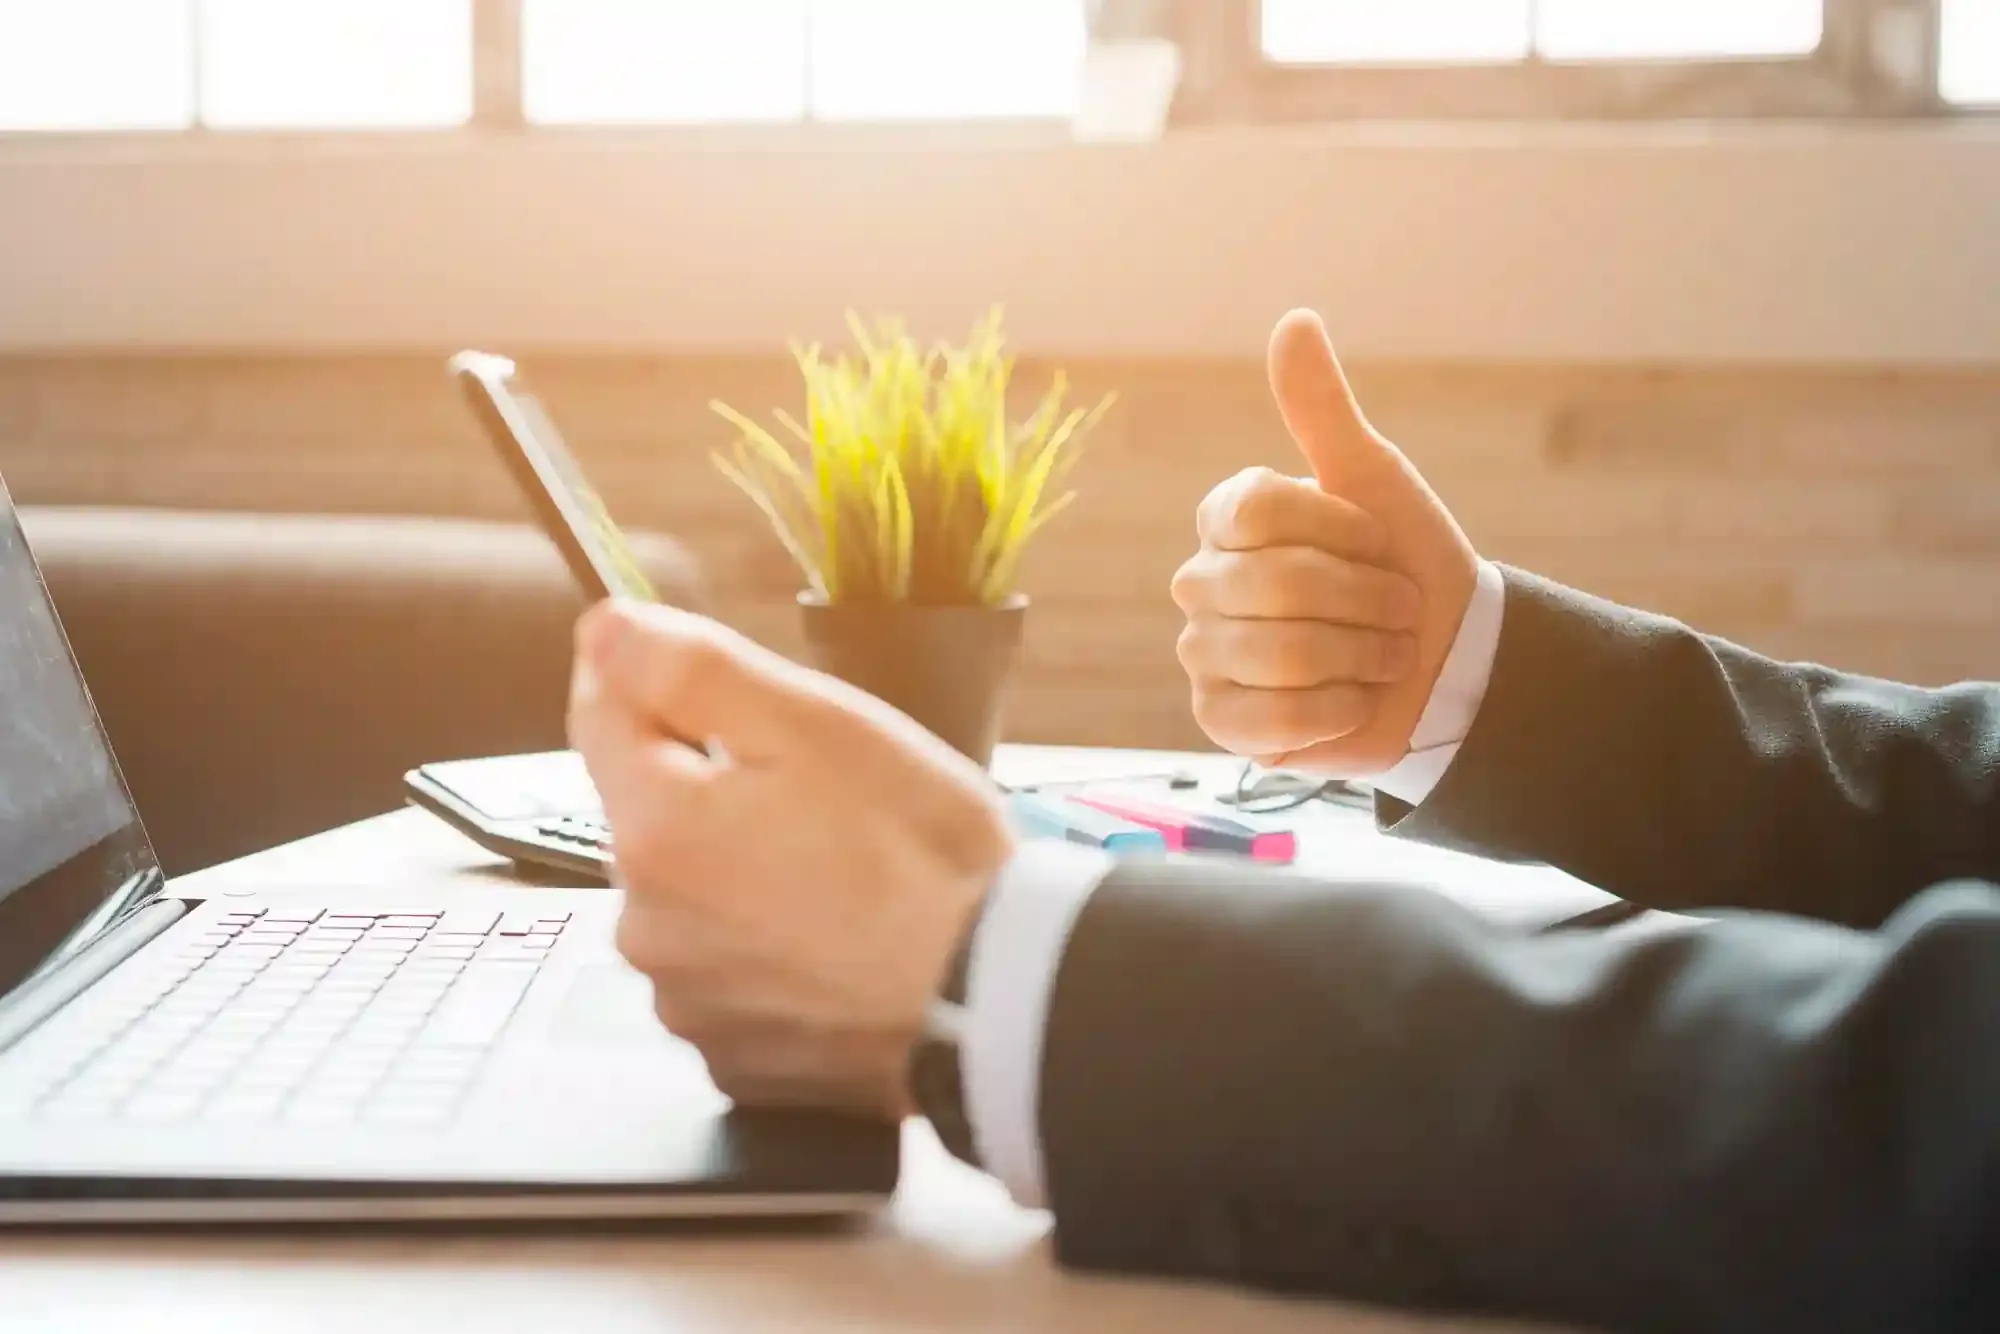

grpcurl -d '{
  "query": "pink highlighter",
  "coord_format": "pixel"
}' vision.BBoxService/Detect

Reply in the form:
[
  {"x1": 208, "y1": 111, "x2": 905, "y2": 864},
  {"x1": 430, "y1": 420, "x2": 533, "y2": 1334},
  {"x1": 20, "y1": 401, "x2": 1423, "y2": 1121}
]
[{"x1": 1064, "y1": 792, "x2": 1297, "y2": 865}]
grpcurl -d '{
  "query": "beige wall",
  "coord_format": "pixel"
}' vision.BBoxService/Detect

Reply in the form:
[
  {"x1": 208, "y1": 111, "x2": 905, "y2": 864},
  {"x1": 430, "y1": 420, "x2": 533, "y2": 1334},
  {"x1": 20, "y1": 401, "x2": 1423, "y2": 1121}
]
[{"x1": 3, "y1": 353, "x2": 1998, "y2": 750}]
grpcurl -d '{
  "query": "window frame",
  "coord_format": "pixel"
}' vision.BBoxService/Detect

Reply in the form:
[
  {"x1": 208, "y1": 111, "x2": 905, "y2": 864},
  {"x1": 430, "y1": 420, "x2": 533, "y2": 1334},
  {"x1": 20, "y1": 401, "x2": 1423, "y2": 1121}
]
[{"x1": 0, "y1": 0, "x2": 1987, "y2": 141}]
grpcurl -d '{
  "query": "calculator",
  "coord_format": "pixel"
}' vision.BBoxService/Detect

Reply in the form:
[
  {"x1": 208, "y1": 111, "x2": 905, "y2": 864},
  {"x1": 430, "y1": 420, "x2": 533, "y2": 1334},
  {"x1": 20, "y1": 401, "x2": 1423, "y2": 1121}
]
[{"x1": 403, "y1": 750, "x2": 614, "y2": 882}]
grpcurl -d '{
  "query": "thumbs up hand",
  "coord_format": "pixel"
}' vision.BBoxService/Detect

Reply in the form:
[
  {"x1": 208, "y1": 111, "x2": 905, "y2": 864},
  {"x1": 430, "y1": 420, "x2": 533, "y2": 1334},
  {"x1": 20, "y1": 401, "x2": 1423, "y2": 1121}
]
[{"x1": 1171, "y1": 309, "x2": 1480, "y2": 776}]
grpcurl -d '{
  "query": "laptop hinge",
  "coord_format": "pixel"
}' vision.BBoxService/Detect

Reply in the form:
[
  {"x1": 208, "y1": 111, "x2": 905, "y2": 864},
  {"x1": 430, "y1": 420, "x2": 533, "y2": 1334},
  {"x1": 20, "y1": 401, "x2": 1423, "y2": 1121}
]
[
  {"x1": 0, "y1": 898, "x2": 185, "y2": 1056},
  {"x1": 44, "y1": 868, "x2": 167, "y2": 978}
]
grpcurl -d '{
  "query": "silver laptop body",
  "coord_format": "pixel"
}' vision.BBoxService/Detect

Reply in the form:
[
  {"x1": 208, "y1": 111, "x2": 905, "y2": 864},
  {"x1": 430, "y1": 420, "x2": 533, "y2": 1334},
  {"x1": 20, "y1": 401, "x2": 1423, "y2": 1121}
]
[{"x1": 0, "y1": 478, "x2": 897, "y2": 1225}]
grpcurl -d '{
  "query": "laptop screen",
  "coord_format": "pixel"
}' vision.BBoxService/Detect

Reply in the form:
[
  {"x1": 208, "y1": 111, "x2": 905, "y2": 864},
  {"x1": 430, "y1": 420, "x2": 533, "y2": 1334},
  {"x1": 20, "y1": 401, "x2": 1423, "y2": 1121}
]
[{"x1": 0, "y1": 478, "x2": 158, "y2": 1002}]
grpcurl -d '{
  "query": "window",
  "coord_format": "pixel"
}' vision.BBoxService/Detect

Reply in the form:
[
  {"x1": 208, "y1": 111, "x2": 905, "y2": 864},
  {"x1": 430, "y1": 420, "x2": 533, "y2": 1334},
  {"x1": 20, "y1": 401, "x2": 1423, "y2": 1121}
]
[
  {"x1": 1259, "y1": 0, "x2": 1823, "y2": 66},
  {"x1": 1941, "y1": 0, "x2": 2000, "y2": 105},
  {"x1": 1243, "y1": 1, "x2": 1990, "y2": 121},
  {"x1": 522, "y1": 0, "x2": 1086, "y2": 125},
  {"x1": 198, "y1": 0, "x2": 472, "y2": 130},
  {"x1": 0, "y1": 0, "x2": 1988, "y2": 136},
  {"x1": 0, "y1": 1, "x2": 195, "y2": 131},
  {"x1": 522, "y1": 1, "x2": 808, "y2": 125},
  {"x1": 807, "y1": 0, "x2": 1086, "y2": 121},
  {"x1": 0, "y1": 0, "x2": 470, "y2": 132},
  {"x1": 1534, "y1": 1, "x2": 1822, "y2": 62}
]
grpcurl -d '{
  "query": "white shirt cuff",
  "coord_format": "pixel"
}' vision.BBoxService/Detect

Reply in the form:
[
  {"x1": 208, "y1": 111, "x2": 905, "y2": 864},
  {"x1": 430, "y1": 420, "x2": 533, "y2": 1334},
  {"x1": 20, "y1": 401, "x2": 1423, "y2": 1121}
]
[
  {"x1": 1370, "y1": 558, "x2": 1507, "y2": 808},
  {"x1": 961, "y1": 838, "x2": 1113, "y2": 1210}
]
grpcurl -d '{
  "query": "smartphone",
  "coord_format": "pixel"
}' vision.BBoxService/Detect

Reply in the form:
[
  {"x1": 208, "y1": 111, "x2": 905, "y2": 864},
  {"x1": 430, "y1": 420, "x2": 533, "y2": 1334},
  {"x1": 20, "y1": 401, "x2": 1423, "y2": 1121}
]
[
  {"x1": 449, "y1": 350, "x2": 657, "y2": 603},
  {"x1": 448, "y1": 348, "x2": 712, "y2": 765},
  {"x1": 420, "y1": 353, "x2": 683, "y2": 881}
]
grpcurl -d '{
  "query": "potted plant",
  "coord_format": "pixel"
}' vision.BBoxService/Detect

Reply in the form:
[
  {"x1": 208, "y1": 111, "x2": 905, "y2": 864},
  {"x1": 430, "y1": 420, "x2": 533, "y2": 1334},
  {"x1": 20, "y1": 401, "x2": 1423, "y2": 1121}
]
[{"x1": 711, "y1": 307, "x2": 1114, "y2": 766}]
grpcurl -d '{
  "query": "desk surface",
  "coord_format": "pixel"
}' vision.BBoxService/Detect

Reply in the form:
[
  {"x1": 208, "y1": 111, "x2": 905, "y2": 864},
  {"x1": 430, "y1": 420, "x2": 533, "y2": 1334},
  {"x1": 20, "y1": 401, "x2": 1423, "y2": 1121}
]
[{"x1": 1, "y1": 746, "x2": 1582, "y2": 1334}]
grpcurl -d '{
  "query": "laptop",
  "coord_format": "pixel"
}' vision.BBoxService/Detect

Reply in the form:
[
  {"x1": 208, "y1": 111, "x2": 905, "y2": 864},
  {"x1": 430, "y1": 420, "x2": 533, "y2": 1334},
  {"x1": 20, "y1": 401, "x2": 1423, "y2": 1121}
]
[{"x1": 0, "y1": 475, "x2": 899, "y2": 1224}]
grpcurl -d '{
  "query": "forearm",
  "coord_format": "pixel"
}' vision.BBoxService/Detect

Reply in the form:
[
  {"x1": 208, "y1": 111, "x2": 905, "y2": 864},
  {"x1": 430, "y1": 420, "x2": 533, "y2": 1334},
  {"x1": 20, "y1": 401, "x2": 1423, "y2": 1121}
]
[
  {"x1": 1384, "y1": 567, "x2": 2000, "y2": 927},
  {"x1": 1034, "y1": 858, "x2": 2000, "y2": 1334}
]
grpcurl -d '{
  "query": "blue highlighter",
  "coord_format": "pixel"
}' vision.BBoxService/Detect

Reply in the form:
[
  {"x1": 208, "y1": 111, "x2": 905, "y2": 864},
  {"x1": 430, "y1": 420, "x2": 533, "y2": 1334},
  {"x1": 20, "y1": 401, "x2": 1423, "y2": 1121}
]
[{"x1": 1008, "y1": 792, "x2": 1167, "y2": 855}]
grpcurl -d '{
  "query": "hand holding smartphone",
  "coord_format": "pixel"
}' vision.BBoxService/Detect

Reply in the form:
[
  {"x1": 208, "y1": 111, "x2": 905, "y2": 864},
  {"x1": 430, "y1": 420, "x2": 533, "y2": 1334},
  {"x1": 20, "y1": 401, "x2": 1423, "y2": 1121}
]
[
  {"x1": 408, "y1": 351, "x2": 710, "y2": 879},
  {"x1": 449, "y1": 349, "x2": 714, "y2": 752}
]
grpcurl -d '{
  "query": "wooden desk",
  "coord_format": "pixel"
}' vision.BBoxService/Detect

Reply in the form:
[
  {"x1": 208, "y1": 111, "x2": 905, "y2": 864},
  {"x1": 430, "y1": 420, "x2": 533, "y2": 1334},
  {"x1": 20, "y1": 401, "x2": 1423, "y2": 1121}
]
[{"x1": 0, "y1": 747, "x2": 1580, "y2": 1334}]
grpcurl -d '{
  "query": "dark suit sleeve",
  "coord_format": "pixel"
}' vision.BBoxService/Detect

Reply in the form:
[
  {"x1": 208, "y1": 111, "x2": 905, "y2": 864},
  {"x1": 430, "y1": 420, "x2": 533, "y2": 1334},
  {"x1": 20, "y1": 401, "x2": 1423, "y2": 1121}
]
[
  {"x1": 1036, "y1": 858, "x2": 2000, "y2": 1334},
  {"x1": 1378, "y1": 567, "x2": 2000, "y2": 928}
]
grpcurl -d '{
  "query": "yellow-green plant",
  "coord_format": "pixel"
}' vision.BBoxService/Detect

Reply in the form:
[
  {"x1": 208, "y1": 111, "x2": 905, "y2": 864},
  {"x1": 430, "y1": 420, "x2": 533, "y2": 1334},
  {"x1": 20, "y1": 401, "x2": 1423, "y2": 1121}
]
[{"x1": 711, "y1": 308, "x2": 1114, "y2": 607}]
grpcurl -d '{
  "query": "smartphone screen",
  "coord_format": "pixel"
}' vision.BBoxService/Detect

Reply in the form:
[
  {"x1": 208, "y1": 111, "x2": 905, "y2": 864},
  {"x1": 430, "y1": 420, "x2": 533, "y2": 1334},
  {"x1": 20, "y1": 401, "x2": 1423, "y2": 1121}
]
[{"x1": 451, "y1": 351, "x2": 656, "y2": 603}]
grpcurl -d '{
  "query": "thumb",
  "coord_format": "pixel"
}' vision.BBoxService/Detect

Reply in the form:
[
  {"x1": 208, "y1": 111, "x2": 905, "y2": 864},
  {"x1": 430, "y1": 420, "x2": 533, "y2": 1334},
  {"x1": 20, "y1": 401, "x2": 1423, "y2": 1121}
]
[
  {"x1": 1267, "y1": 308, "x2": 1380, "y2": 493},
  {"x1": 579, "y1": 599, "x2": 811, "y2": 761}
]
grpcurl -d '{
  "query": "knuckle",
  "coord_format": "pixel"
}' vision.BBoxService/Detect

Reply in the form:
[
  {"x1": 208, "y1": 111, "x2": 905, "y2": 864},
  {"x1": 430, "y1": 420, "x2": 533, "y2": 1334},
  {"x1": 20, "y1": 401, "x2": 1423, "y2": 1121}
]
[
  {"x1": 670, "y1": 636, "x2": 732, "y2": 702},
  {"x1": 702, "y1": 1058, "x2": 769, "y2": 1106},
  {"x1": 614, "y1": 905, "x2": 665, "y2": 972},
  {"x1": 1212, "y1": 551, "x2": 1262, "y2": 616},
  {"x1": 1193, "y1": 481, "x2": 1230, "y2": 541},
  {"x1": 649, "y1": 981, "x2": 725, "y2": 1045},
  {"x1": 674, "y1": 1006, "x2": 717, "y2": 1047},
  {"x1": 1175, "y1": 621, "x2": 1204, "y2": 674},
  {"x1": 702, "y1": 1061, "x2": 741, "y2": 1099},
  {"x1": 613, "y1": 914, "x2": 643, "y2": 966},
  {"x1": 649, "y1": 991, "x2": 691, "y2": 1038},
  {"x1": 1168, "y1": 554, "x2": 1209, "y2": 613},
  {"x1": 1199, "y1": 469, "x2": 1268, "y2": 543},
  {"x1": 1231, "y1": 468, "x2": 1290, "y2": 535}
]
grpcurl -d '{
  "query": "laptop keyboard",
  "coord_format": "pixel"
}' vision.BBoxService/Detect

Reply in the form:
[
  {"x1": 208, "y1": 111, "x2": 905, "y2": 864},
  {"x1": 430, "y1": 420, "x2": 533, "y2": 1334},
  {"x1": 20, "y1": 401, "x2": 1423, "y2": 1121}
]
[{"x1": 11, "y1": 906, "x2": 569, "y2": 1129}]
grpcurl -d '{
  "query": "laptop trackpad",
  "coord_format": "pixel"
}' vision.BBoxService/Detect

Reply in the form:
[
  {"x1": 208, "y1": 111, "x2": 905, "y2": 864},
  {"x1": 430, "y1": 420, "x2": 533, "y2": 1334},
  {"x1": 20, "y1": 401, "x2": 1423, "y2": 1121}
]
[
  {"x1": 550, "y1": 962, "x2": 669, "y2": 1045},
  {"x1": 541, "y1": 960, "x2": 726, "y2": 1105}
]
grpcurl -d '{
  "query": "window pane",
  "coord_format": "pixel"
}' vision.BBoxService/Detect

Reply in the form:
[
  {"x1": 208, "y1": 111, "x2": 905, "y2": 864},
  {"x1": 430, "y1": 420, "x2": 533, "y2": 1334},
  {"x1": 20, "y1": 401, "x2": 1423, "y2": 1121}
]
[
  {"x1": 1259, "y1": 0, "x2": 1531, "y2": 65},
  {"x1": 522, "y1": 0, "x2": 807, "y2": 124},
  {"x1": 198, "y1": 0, "x2": 472, "y2": 129},
  {"x1": 1941, "y1": 0, "x2": 2000, "y2": 104},
  {"x1": 0, "y1": 0, "x2": 193, "y2": 131},
  {"x1": 808, "y1": 0, "x2": 1086, "y2": 120},
  {"x1": 1536, "y1": 0, "x2": 1823, "y2": 61}
]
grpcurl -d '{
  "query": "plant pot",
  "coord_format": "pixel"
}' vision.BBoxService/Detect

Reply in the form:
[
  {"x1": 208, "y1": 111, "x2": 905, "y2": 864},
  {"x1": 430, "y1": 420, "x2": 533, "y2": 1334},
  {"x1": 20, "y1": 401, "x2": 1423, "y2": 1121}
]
[{"x1": 798, "y1": 593, "x2": 1027, "y2": 768}]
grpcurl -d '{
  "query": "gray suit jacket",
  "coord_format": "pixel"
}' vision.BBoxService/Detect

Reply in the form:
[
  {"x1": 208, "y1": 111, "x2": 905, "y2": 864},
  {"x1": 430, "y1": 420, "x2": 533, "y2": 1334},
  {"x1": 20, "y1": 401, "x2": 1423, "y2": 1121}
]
[{"x1": 1034, "y1": 568, "x2": 1998, "y2": 1333}]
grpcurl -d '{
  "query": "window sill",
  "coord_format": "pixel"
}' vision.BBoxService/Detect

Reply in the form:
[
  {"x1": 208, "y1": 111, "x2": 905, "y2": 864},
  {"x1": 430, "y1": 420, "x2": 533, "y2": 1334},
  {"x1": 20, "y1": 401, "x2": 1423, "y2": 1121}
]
[{"x1": 1, "y1": 120, "x2": 1995, "y2": 365}]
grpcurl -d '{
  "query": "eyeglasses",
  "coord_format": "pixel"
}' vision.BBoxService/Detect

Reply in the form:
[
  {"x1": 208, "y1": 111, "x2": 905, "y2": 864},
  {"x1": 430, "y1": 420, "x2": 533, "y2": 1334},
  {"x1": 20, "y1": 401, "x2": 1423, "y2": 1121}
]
[{"x1": 1219, "y1": 759, "x2": 1374, "y2": 815}]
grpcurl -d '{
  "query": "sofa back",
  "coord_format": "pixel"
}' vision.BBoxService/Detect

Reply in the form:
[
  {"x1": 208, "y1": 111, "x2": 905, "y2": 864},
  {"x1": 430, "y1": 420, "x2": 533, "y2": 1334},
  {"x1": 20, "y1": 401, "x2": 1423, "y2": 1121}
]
[{"x1": 23, "y1": 506, "x2": 703, "y2": 876}]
